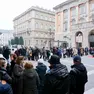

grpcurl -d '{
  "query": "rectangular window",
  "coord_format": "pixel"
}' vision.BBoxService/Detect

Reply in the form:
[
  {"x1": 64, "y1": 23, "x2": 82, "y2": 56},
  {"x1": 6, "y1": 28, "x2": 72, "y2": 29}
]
[
  {"x1": 36, "y1": 14, "x2": 38, "y2": 18},
  {"x1": 29, "y1": 40, "x2": 30, "y2": 45},
  {"x1": 41, "y1": 24, "x2": 43, "y2": 29},
  {"x1": 41, "y1": 40, "x2": 43, "y2": 45},
  {"x1": 63, "y1": 10, "x2": 68, "y2": 19},
  {"x1": 35, "y1": 23, "x2": 38, "y2": 28},
  {"x1": 41, "y1": 15, "x2": 43, "y2": 19},
  {"x1": 63, "y1": 22, "x2": 68, "y2": 32},
  {"x1": 36, "y1": 40, "x2": 38, "y2": 45},
  {"x1": 79, "y1": 4, "x2": 86, "y2": 15},
  {"x1": 71, "y1": 7, "x2": 76, "y2": 17},
  {"x1": 71, "y1": 19, "x2": 76, "y2": 25},
  {"x1": 90, "y1": 2, "x2": 94, "y2": 11}
]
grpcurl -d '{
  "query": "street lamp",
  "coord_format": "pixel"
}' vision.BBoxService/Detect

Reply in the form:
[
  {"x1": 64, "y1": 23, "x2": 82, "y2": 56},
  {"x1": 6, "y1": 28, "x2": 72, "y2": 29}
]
[
  {"x1": 49, "y1": 28, "x2": 51, "y2": 49},
  {"x1": 27, "y1": 28, "x2": 31, "y2": 35},
  {"x1": 63, "y1": 36, "x2": 71, "y2": 48}
]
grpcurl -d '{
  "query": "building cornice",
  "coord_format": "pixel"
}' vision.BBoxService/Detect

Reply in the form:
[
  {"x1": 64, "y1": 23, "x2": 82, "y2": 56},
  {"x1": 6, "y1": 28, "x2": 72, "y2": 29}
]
[
  {"x1": 53, "y1": 0, "x2": 78, "y2": 10},
  {"x1": 14, "y1": 17, "x2": 55, "y2": 27},
  {"x1": 13, "y1": 6, "x2": 55, "y2": 21}
]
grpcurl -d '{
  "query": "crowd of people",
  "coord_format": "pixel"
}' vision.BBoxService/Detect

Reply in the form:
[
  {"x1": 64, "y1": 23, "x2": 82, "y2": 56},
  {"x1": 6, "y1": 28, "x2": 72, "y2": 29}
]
[
  {"x1": 0, "y1": 46, "x2": 89, "y2": 94},
  {"x1": 0, "y1": 46, "x2": 94, "y2": 62}
]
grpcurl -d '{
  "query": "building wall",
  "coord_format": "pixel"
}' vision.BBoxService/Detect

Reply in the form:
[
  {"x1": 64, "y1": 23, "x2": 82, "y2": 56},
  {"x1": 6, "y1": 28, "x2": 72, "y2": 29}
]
[
  {"x1": 54, "y1": 0, "x2": 94, "y2": 48},
  {"x1": 13, "y1": 6, "x2": 55, "y2": 48},
  {"x1": 0, "y1": 30, "x2": 14, "y2": 46}
]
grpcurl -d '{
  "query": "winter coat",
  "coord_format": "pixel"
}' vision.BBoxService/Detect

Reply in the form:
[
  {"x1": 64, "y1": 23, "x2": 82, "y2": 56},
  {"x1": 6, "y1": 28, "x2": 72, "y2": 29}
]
[
  {"x1": 43, "y1": 64, "x2": 70, "y2": 94},
  {"x1": 3, "y1": 48, "x2": 10, "y2": 60},
  {"x1": 0, "y1": 67, "x2": 12, "y2": 84},
  {"x1": 23, "y1": 68, "x2": 40, "y2": 94},
  {"x1": 12, "y1": 64, "x2": 23, "y2": 94},
  {"x1": 69, "y1": 63, "x2": 88, "y2": 94},
  {"x1": 0, "y1": 81, "x2": 13, "y2": 94},
  {"x1": 10, "y1": 60, "x2": 15, "y2": 73},
  {"x1": 36, "y1": 63, "x2": 47, "y2": 94}
]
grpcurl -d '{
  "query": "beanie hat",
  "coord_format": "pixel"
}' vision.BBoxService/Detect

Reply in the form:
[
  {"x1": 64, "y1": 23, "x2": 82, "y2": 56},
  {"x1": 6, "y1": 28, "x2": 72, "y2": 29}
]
[
  {"x1": 48, "y1": 55, "x2": 60, "y2": 64},
  {"x1": 73, "y1": 55, "x2": 81, "y2": 63}
]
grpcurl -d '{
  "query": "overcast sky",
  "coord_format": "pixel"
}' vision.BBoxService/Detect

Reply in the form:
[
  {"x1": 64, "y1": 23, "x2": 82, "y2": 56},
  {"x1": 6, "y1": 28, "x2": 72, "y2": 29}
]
[{"x1": 0, "y1": 0, "x2": 66, "y2": 30}]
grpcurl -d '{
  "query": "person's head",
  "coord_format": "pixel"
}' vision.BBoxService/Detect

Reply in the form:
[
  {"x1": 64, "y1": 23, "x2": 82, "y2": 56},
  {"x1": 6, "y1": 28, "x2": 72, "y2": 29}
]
[
  {"x1": 0, "y1": 54, "x2": 7, "y2": 68},
  {"x1": 16, "y1": 56, "x2": 24, "y2": 65},
  {"x1": 24, "y1": 62, "x2": 33, "y2": 69},
  {"x1": 73, "y1": 55, "x2": 81, "y2": 64},
  {"x1": 37, "y1": 59, "x2": 45, "y2": 66},
  {"x1": 10, "y1": 54, "x2": 17, "y2": 61},
  {"x1": 0, "y1": 59, "x2": 7, "y2": 68},
  {"x1": 48, "y1": 55, "x2": 60, "y2": 66}
]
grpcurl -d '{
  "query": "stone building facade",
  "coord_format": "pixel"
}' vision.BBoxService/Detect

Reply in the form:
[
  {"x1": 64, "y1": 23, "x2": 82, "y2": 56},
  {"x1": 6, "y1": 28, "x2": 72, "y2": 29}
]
[
  {"x1": 0, "y1": 29, "x2": 14, "y2": 46},
  {"x1": 54, "y1": 0, "x2": 94, "y2": 48},
  {"x1": 13, "y1": 6, "x2": 55, "y2": 48}
]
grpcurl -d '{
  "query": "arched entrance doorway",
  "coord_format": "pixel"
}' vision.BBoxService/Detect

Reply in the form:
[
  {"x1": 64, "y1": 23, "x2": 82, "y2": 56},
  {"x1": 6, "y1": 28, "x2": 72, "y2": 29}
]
[
  {"x1": 75, "y1": 32, "x2": 83, "y2": 48},
  {"x1": 61, "y1": 41, "x2": 68, "y2": 48},
  {"x1": 89, "y1": 30, "x2": 94, "y2": 47}
]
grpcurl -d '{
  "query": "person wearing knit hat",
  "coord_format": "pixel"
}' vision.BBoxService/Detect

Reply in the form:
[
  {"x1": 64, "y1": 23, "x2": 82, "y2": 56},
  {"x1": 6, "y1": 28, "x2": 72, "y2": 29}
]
[
  {"x1": 73, "y1": 55, "x2": 81, "y2": 63},
  {"x1": 43, "y1": 55, "x2": 69, "y2": 94},
  {"x1": 48, "y1": 55, "x2": 60, "y2": 65}
]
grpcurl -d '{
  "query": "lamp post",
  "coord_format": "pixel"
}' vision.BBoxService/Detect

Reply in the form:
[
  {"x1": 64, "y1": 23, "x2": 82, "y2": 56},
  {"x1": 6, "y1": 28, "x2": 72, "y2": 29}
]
[
  {"x1": 63, "y1": 36, "x2": 71, "y2": 48},
  {"x1": 58, "y1": 40, "x2": 59, "y2": 47},
  {"x1": 49, "y1": 28, "x2": 51, "y2": 49}
]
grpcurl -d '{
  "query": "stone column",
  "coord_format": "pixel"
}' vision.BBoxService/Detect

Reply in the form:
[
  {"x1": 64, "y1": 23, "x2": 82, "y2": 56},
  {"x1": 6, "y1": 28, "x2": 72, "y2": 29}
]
[
  {"x1": 68, "y1": 8, "x2": 70, "y2": 32},
  {"x1": 71, "y1": 31, "x2": 76, "y2": 48},
  {"x1": 82, "y1": 31, "x2": 89, "y2": 48},
  {"x1": 76, "y1": 5, "x2": 79, "y2": 23}
]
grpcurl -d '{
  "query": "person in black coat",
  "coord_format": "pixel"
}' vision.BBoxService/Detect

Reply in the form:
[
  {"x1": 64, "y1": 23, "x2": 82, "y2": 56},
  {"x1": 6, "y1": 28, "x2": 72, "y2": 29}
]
[
  {"x1": 0, "y1": 55, "x2": 13, "y2": 94},
  {"x1": 43, "y1": 55, "x2": 70, "y2": 94},
  {"x1": 69, "y1": 55, "x2": 88, "y2": 94},
  {"x1": 9, "y1": 54, "x2": 17, "y2": 76},
  {"x1": 12, "y1": 56, "x2": 24, "y2": 94},
  {"x1": 0, "y1": 55, "x2": 12, "y2": 84},
  {"x1": 3, "y1": 46, "x2": 10, "y2": 60},
  {"x1": 23, "y1": 62, "x2": 40, "y2": 94},
  {"x1": 36, "y1": 59, "x2": 47, "y2": 94}
]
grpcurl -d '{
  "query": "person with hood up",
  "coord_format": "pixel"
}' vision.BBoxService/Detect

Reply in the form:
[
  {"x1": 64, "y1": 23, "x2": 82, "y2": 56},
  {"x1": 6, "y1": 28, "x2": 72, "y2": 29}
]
[
  {"x1": 69, "y1": 55, "x2": 88, "y2": 94},
  {"x1": 36, "y1": 59, "x2": 47, "y2": 94},
  {"x1": 43, "y1": 55, "x2": 70, "y2": 94},
  {"x1": 23, "y1": 62, "x2": 40, "y2": 94}
]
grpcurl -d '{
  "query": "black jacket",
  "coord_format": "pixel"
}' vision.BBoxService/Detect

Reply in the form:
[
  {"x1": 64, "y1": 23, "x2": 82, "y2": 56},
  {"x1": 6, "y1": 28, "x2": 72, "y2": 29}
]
[
  {"x1": 0, "y1": 67, "x2": 12, "y2": 84},
  {"x1": 69, "y1": 63, "x2": 88, "y2": 94},
  {"x1": 43, "y1": 64, "x2": 70, "y2": 94},
  {"x1": 3, "y1": 48, "x2": 10, "y2": 60},
  {"x1": 23, "y1": 68, "x2": 40, "y2": 94},
  {"x1": 36, "y1": 63, "x2": 47, "y2": 94},
  {"x1": 12, "y1": 64, "x2": 23, "y2": 94}
]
